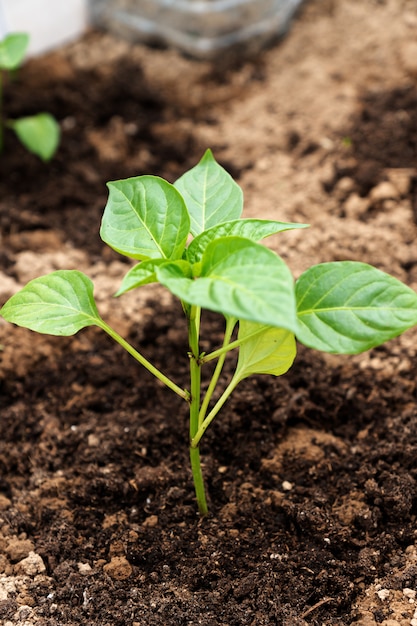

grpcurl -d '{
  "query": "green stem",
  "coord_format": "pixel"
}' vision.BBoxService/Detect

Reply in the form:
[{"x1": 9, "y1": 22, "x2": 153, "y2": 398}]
[
  {"x1": 97, "y1": 319, "x2": 189, "y2": 401},
  {"x1": 198, "y1": 316, "x2": 236, "y2": 427},
  {"x1": 187, "y1": 305, "x2": 208, "y2": 516},
  {"x1": 191, "y1": 374, "x2": 240, "y2": 448},
  {"x1": 189, "y1": 446, "x2": 207, "y2": 516},
  {"x1": 200, "y1": 325, "x2": 265, "y2": 364}
]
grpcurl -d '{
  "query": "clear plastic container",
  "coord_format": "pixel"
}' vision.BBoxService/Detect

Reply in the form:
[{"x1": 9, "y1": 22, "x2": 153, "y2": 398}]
[{"x1": 90, "y1": 0, "x2": 304, "y2": 59}]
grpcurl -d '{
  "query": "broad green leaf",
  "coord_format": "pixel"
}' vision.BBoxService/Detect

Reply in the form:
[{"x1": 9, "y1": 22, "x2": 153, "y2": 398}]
[
  {"x1": 234, "y1": 321, "x2": 296, "y2": 381},
  {"x1": 296, "y1": 261, "x2": 417, "y2": 354},
  {"x1": 187, "y1": 218, "x2": 308, "y2": 264},
  {"x1": 174, "y1": 149, "x2": 243, "y2": 236},
  {"x1": 157, "y1": 237, "x2": 298, "y2": 332},
  {"x1": 10, "y1": 113, "x2": 60, "y2": 161},
  {"x1": 100, "y1": 176, "x2": 190, "y2": 261},
  {"x1": 0, "y1": 33, "x2": 29, "y2": 70},
  {"x1": 116, "y1": 259, "x2": 192, "y2": 296},
  {"x1": 0, "y1": 270, "x2": 102, "y2": 336}
]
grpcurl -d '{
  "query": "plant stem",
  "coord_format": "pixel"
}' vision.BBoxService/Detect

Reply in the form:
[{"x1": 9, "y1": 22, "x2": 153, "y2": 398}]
[
  {"x1": 187, "y1": 305, "x2": 208, "y2": 516},
  {"x1": 97, "y1": 319, "x2": 189, "y2": 401},
  {"x1": 191, "y1": 374, "x2": 240, "y2": 448},
  {"x1": 189, "y1": 446, "x2": 207, "y2": 516},
  {"x1": 198, "y1": 316, "x2": 236, "y2": 427}
]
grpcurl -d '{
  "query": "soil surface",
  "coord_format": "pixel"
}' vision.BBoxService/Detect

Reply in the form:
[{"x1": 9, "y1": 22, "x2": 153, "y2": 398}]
[{"x1": 1, "y1": 1, "x2": 417, "y2": 624}]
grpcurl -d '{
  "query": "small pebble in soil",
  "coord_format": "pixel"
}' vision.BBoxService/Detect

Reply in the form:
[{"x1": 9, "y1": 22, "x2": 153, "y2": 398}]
[
  {"x1": 376, "y1": 588, "x2": 390, "y2": 601},
  {"x1": 404, "y1": 588, "x2": 416, "y2": 602}
]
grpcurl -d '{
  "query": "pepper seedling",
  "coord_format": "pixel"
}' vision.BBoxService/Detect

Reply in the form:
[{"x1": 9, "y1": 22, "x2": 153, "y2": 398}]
[
  {"x1": 0, "y1": 32, "x2": 60, "y2": 160},
  {"x1": 2, "y1": 150, "x2": 417, "y2": 515}
]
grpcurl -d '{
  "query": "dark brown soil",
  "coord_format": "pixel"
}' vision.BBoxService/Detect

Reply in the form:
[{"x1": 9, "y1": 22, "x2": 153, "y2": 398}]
[{"x1": 1, "y1": 2, "x2": 417, "y2": 624}]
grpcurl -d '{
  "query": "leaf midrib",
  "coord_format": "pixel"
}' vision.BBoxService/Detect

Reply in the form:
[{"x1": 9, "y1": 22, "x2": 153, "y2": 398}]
[{"x1": 298, "y1": 303, "x2": 411, "y2": 316}]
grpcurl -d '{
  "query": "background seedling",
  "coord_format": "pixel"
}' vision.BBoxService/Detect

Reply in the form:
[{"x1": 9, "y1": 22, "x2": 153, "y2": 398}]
[
  {"x1": 0, "y1": 32, "x2": 60, "y2": 160},
  {"x1": 2, "y1": 150, "x2": 417, "y2": 515}
]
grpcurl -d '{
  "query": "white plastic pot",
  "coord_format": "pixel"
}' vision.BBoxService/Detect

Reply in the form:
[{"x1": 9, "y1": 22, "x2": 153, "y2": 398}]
[{"x1": 0, "y1": 0, "x2": 88, "y2": 55}]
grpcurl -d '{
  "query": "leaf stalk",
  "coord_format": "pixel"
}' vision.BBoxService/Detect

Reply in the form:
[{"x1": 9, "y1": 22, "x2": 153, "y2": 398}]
[
  {"x1": 97, "y1": 319, "x2": 189, "y2": 401},
  {"x1": 191, "y1": 374, "x2": 240, "y2": 448},
  {"x1": 198, "y1": 316, "x2": 236, "y2": 427},
  {"x1": 200, "y1": 324, "x2": 265, "y2": 363}
]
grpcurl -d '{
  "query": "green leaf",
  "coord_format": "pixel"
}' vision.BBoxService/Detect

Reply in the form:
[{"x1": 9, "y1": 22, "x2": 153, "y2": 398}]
[
  {"x1": 174, "y1": 149, "x2": 243, "y2": 236},
  {"x1": 187, "y1": 218, "x2": 308, "y2": 264},
  {"x1": 0, "y1": 33, "x2": 29, "y2": 70},
  {"x1": 0, "y1": 270, "x2": 102, "y2": 336},
  {"x1": 100, "y1": 176, "x2": 190, "y2": 261},
  {"x1": 157, "y1": 237, "x2": 298, "y2": 332},
  {"x1": 296, "y1": 261, "x2": 417, "y2": 354},
  {"x1": 116, "y1": 259, "x2": 192, "y2": 296},
  {"x1": 234, "y1": 321, "x2": 296, "y2": 381},
  {"x1": 10, "y1": 113, "x2": 60, "y2": 161}
]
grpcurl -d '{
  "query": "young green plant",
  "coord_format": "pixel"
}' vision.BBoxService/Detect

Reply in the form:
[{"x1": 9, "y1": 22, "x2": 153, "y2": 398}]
[
  {"x1": 0, "y1": 32, "x2": 60, "y2": 160},
  {"x1": 2, "y1": 150, "x2": 417, "y2": 515}
]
